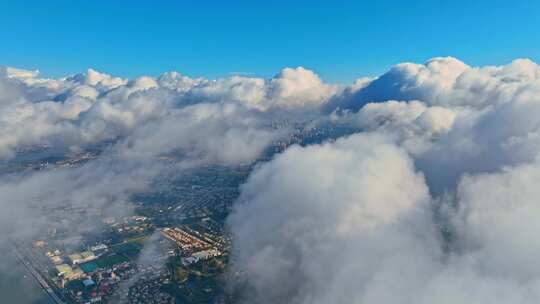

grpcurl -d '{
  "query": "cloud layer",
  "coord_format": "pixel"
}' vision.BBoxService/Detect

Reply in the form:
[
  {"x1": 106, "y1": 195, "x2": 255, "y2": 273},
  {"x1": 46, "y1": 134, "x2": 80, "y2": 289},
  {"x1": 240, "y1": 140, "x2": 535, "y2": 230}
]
[
  {"x1": 227, "y1": 57, "x2": 540, "y2": 303},
  {"x1": 4, "y1": 57, "x2": 540, "y2": 303},
  {"x1": 228, "y1": 133, "x2": 438, "y2": 304}
]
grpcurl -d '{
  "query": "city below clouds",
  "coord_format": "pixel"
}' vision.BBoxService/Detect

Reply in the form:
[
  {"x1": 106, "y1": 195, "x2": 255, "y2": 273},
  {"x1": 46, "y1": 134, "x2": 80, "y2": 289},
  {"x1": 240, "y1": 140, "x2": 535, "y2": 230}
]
[{"x1": 3, "y1": 57, "x2": 540, "y2": 303}]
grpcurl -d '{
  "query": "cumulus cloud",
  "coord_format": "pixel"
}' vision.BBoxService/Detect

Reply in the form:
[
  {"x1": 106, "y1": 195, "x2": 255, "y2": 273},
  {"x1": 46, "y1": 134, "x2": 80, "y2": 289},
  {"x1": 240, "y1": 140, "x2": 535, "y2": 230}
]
[
  {"x1": 4, "y1": 57, "x2": 540, "y2": 303},
  {"x1": 227, "y1": 133, "x2": 540, "y2": 304},
  {"x1": 268, "y1": 67, "x2": 339, "y2": 108},
  {"x1": 227, "y1": 133, "x2": 439, "y2": 304},
  {"x1": 226, "y1": 57, "x2": 540, "y2": 304},
  {"x1": 332, "y1": 100, "x2": 457, "y2": 154},
  {"x1": 0, "y1": 64, "x2": 341, "y2": 160},
  {"x1": 452, "y1": 160, "x2": 540, "y2": 280},
  {"x1": 0, "y1": 63, "x2": 341, "y2": 259},
  {"x1": 322, "y1": 57, "x2": 540, "y2": 193},
  {"x1": 184, "y1": 67, "x2": 339, "y2": 111},
  {"x1": 115, "y1": 102, "x2": 281, "y2": 165},
  {"x1": 329, "y1": 57, "x2": 540, "y2": 111}
]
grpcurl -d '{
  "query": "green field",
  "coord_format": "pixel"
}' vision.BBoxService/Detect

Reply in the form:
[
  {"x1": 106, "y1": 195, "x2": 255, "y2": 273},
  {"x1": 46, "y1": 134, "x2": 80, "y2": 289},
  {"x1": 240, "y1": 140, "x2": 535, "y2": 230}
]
[
  {"x1": 80, "y1": 262, "x2": 98, "y2": 273},
  {"x1": 111, "y1": 242, "x2": 142, "y2": 258},
  {"x1": 95, "y1": 254, "x2": 129, "y2": 268}
]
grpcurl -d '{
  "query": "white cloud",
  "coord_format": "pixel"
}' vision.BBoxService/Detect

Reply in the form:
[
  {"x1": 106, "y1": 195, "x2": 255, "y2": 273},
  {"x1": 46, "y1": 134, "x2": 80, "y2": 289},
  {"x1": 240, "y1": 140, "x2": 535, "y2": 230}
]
[
  {"x1": 228, "y1": 133, "x2": 438, "y2": 304},
  {"x1": 0, "y1": 66, "x2": 39, "y2": 79},
  {"x1": 268, "y1": 67, "x2": 340, "y2": 108},
  {"x1": 453, "y1": 160, "x2": 540, "y2": 280},
  {"x1": 0, "y1": 64, "x2": 342, "y2": 159},
  {"x1": 227, "y1": 130, "x2": 540, "y2": 304},
  {"x1": 68, "y1": 68, "x2": 127, "y2": 89},
  {"x1": 4, "y1": 58, "x2": 540, "y2": 303},
  {"x1": 225, "y1": 57, "x2": 540, "y2": 303}
]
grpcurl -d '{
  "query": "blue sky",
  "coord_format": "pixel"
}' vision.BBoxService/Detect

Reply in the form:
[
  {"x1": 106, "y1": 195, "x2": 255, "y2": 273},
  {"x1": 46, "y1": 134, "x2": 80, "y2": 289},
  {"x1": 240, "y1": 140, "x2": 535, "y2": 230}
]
[{"x1": 1, "y1": 0, "x2": 539, "y2": 83}]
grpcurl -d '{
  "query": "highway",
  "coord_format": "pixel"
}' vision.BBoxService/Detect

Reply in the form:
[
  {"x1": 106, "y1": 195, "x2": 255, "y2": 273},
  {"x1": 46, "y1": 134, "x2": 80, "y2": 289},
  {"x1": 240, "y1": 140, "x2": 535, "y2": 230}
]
[{"x1": 11, "y1": 243, "x2": 66, "y2": 304}]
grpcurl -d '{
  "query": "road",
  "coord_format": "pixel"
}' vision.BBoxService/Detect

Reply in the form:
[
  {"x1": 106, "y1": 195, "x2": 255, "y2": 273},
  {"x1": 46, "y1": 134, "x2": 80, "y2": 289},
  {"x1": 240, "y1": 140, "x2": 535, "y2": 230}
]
[{"x1": 11, "y1": 243, "x2": 66, "y2": 304}]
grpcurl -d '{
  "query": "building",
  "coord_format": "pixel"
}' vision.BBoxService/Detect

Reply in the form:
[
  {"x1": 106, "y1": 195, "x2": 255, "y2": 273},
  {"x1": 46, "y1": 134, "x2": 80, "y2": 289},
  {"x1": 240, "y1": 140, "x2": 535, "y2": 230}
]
[
  {"x1": 68, "y1": 251, "x2": 96, "y2": 265},
  {"x1": 181, "y1": 249, "x2": 222, "y2": 266},
  {"x1": 192, "y1": 249, "x2": 221, "y2": 261},
  {"x1": 181, "y1": 256, "x2": 199, "y2": 266},
  {"x1": 90, "y1": 244, "x2": 107, "y2": 253},
  {"x1": 49, "y1": 255, "x2": 63, "y2": 265},
  {"x1": 160, "y1": 227, "x2": 212, "y2": 251},
  {"x1": 55, "y1": 264, "x2": 84, "y2": 281}
]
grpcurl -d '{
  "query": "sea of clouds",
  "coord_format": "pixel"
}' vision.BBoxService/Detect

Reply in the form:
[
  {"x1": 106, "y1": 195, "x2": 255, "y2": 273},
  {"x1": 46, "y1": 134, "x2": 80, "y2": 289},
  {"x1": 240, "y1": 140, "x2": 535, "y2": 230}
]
[{"x1": 3, "y1": 57, "x2": 540, "y2": 302}]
